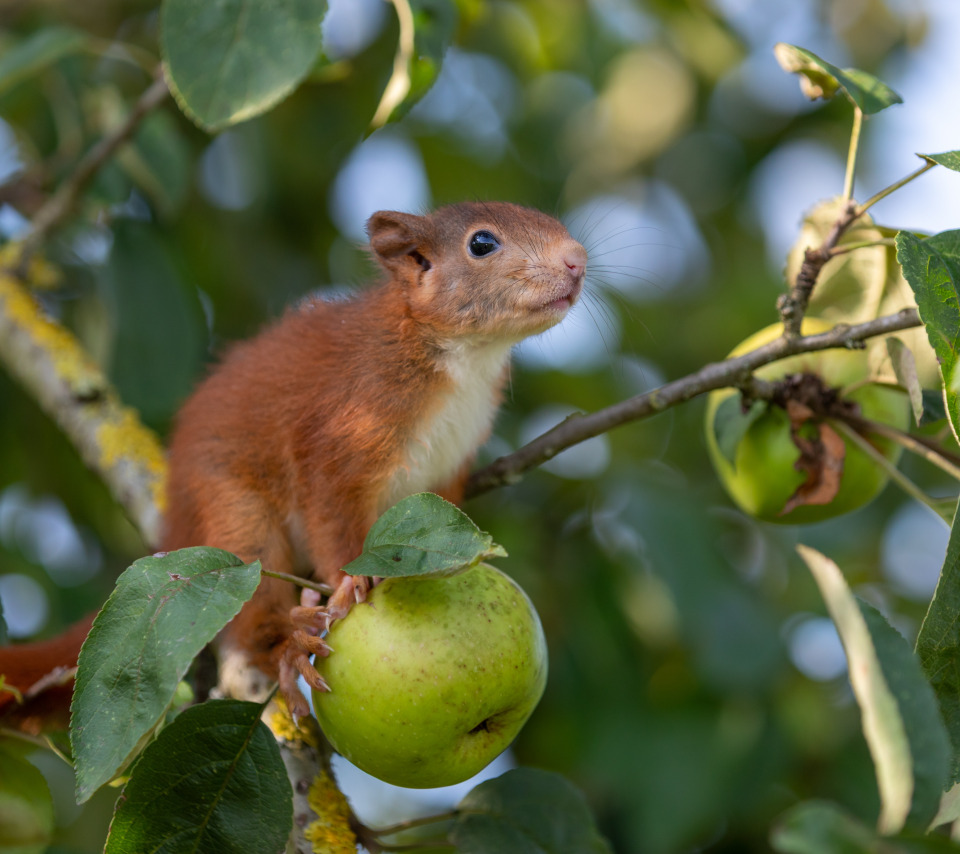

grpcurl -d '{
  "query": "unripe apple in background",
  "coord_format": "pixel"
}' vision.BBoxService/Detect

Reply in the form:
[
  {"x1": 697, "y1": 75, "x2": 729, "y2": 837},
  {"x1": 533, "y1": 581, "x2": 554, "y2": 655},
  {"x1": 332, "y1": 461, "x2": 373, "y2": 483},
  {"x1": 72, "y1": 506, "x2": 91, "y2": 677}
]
[
  {"x1": 312, "y1": 563, "x2": 547, "y2": 789},
  {"x1": 705, "y1": 318, "x2": 911, "y2": 524}
]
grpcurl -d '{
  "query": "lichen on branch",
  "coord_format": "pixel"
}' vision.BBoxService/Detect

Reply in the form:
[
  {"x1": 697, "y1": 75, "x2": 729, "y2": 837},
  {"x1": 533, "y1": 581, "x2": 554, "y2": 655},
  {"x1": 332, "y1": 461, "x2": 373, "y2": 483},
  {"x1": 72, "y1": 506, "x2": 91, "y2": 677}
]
[{"x1": 0, "y1": 265, "x2": 166, "y2": 546}]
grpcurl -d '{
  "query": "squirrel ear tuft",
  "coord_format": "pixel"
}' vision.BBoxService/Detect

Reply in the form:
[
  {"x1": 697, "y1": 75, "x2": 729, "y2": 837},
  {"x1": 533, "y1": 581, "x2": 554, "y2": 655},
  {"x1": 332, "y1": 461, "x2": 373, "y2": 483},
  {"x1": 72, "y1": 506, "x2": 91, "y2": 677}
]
[{"x1": 367, "y1": 211, "x2": 431, "y2": 269}]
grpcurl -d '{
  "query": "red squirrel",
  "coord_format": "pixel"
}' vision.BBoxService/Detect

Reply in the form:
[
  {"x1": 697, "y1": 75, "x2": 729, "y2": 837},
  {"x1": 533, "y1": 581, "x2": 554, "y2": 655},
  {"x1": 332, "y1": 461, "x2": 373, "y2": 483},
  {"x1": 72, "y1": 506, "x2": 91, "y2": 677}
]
[{"x1": 0, "y1": 202, "x2": 586, "y2": 724}]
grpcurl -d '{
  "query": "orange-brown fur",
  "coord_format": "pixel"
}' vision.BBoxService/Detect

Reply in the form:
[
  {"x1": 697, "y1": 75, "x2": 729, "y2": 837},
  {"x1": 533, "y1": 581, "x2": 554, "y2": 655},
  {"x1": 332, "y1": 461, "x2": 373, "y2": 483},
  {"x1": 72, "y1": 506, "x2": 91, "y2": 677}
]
[{"x1": 0, "y1": 202, "x2": 587, "y2": 724}]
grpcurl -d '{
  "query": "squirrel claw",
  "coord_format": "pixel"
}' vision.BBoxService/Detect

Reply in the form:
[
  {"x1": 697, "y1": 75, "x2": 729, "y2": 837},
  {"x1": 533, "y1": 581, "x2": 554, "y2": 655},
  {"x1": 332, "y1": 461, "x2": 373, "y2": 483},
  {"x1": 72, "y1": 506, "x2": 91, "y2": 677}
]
[
  {"x1": 292, "y1": 629, "x2": 331, "y2": 657},
  {"x1": 278, "y1": 652, "x2": 312, "y2": 721}
]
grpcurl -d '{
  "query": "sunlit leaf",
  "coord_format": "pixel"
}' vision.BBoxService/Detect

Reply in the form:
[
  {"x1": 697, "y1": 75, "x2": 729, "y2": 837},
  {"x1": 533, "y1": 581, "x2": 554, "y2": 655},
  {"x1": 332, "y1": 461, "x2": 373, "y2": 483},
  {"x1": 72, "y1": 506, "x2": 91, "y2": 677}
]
[
  {"x1": 370, "y1": 0, "x2": 458, "y2": 128},
  {"x1": 896, "y1": 229, "x2": 960, "y2": 443},
  {"x1": 0, "y1": 27, "x2": 88, "y2": 97},
  {"x1": 160, "y1": 0, "x2": 328, "y2": 132},
  {"x1": 789, "y1": 199, "x2": 888, "y2": 325},
  {"x1": 921, "y1": 151, "x2": 960, "y2": 173},
  {"x1": 450, "y1": 767, "x2": 612, "y2": 854},
  {"x1": 104, "y1": 700, "x2": 291, "y2": 854},
  {"x1": 342, "y1": 492, "x2": 507, "y2": 578},
  {"x1": 798, "y1": 545, "x2": 950, "y2": 833},
  {"x1": 71, "y1": 548, "x2": 261, "y2": 803},
  {"x1": 774, "y1": 43, "x2": 902, "y2": 114}
]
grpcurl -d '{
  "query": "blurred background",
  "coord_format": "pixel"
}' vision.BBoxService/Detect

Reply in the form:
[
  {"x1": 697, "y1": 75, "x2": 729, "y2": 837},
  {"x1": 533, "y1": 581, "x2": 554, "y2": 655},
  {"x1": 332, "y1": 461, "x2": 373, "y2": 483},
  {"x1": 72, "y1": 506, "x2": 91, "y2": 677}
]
[{"x1": 1, "y1": 0, "x2": 959, "y2": 850}]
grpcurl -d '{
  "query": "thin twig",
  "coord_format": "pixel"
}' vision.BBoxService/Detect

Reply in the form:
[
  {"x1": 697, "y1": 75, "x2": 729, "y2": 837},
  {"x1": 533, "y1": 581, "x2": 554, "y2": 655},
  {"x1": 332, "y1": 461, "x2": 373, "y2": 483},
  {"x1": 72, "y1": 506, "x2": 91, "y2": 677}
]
[
  {"x1": 842, "y1": 413, "x2": 960, "y2": 481},
  {"x1": 261, "y1": 569, "x2": 333, "y2": 597},
  {"x1": 829, "y1": 237, "x2": 898, "y2": 258},
  {"x1": 16, "y1": 69, "x2": 169, "y2": 269},
  {"x1": 858, "y1": 160, "x2": 937, "y2": 216},
  {"x1": 466, "y1": 309, "x2": 922, "y2": 497},
  {"x1": 832, "y1": 420, "x2": 946, "y2": 520},
  {"x1": 372, "y1": 811, "x2": 458, "y2": 839}
]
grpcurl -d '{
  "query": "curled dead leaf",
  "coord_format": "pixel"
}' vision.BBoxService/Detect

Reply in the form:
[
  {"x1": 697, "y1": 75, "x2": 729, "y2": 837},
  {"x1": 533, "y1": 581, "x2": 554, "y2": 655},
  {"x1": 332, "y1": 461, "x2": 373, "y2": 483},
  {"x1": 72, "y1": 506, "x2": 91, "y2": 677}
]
[{"x1": 781, "y1": 399, "x2": 847, "y2": 515}]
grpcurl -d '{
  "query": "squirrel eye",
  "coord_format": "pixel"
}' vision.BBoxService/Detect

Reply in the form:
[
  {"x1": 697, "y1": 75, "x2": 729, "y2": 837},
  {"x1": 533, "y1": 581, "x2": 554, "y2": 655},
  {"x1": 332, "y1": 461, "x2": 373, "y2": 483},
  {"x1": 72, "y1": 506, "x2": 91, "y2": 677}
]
[{"x1": 468, "y1": 230, "x2": 501, "y2": 258}]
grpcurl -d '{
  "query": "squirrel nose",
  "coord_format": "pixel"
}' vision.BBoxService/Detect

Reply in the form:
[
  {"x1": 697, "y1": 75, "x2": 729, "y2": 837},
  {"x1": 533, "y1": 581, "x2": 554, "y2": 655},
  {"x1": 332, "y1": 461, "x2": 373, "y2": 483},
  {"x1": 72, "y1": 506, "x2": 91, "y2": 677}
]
[{"x1": 563, "y1": 244, "x2": 587, "y2": 281}]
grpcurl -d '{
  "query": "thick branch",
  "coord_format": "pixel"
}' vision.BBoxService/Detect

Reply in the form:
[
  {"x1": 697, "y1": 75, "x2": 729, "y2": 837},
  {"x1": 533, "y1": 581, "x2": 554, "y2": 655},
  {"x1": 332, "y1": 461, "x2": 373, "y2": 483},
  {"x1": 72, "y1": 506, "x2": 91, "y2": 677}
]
[
  {"x1": 0, "y1": 271, "x2": 166, "y2": 545},
  {"x1": 466, "y1": 308, "x2": 921, "y2": 498},
  {"x1": 17, "y1": 71, "x2": 169, "y2": 265}
]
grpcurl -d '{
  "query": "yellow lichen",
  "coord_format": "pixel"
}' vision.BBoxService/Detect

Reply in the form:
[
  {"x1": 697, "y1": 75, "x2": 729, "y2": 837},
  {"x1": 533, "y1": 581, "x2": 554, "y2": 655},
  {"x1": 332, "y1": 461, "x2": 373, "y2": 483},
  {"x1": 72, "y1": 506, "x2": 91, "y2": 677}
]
[
  {"x1": 304, "y1": 770, "x2": 356, "y2": 854},
  {"x1": 96, "y1": 408, "x2": 168, "y2": 512},
  {"x1": 0, "y1": 272, "x2": 104, "y2": 394},
  {"x1": 266, "y1": 696, "x2": 322, "y2": 750}
]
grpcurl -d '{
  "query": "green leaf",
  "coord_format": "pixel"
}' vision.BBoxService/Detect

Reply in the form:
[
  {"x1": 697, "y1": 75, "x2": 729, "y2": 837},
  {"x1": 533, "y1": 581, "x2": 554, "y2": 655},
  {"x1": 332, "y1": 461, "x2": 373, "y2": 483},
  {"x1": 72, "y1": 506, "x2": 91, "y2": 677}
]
[
  {"x1": 798, "y1": 545, "x2": 950, "y2": 834},
  {"x1": 711, "y1": 395, "x2": 766, "y2": 467},
  {"x1": 896, "y1": 230, "x2": 960, "y2": 443},
  {"x1": 0, "y1": 27, "x2": 88, "y2": 97},
  {"x1": 858, "y1": 601, "x2": 950, "y2": 830},
  {"x1": 371, "y1": 0, "x2": 458, "y2": 128},
  {"x1": 71, "y1": 548, "x2": 261, "y2": 803},
  {"x1": 342, "y1": 492, "x2": 507, "y2": 579},
  {"x1": 104, "y1": 700, "x2": 291, "y2": 854},
  {"x1": 922, "y1": 389, "x2": 948, "y2": 425},
  {"x1": 773, "y1": 43, "x2": 902, "y2": 115},
  {"x1": 921, "y1": 151, "x2": 960, "y2": 173},
  {"x1": 100, "y1": 220, "x2": 207, "y2": 426},
  {"x1": 450, "y1": 767, "x2": 612, "y2": 854},
  {"x1": 771, "y1": 800, "x2": 877, "y2": 854},
  {"x1": 160, "y1": 0, "x2": 328, "y2": 132},
  {"x1": 0, "y1": 738, "x2": 54, "y2": 854},
  {"x1": 917, "y1": 499, "x2": 960, "y2": 785},
  {"x1": 886, "y1": 338, "x2": 924, "y2": 425}
]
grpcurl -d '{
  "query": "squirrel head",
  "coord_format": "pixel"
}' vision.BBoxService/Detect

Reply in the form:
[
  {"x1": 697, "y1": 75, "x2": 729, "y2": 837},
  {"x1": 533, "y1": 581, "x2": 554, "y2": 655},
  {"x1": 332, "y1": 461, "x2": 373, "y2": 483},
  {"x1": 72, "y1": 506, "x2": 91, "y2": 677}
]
[{"x1": 366, "y1": 202, "x2": 586, "y2": 342}]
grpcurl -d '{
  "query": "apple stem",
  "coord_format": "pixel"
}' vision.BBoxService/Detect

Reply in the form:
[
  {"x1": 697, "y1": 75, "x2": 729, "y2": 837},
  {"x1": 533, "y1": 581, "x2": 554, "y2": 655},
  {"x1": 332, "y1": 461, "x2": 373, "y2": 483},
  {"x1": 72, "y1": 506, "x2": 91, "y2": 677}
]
[{"x1": 842, "y1": 107, "x2": 863, "y2": 202}]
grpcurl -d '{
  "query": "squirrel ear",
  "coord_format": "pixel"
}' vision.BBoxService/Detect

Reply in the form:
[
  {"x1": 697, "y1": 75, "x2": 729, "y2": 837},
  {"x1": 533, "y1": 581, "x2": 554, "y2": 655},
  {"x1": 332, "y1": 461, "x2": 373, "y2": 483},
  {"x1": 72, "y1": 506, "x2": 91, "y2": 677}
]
[{"x1": 367, "y1": 211, "x2": 432, "y2": 273}]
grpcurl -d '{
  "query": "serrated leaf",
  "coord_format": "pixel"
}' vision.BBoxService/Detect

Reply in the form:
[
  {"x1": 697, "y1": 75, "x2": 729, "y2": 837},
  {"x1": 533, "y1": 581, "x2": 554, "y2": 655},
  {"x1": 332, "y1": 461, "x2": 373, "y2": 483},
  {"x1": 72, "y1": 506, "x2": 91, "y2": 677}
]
[
  {"x1": 342, "y1": 492, "x2": 507, "y2": 579},
  {"x1": 371, "y1": 0, "x2": 458, "y2": 128},
  {"x1": 917, "y1": 499, "x2": 960, "y2": 785},
  {"x1": 450, "y1": 767, "x2": 612, "y2": 854},
  {"x1": 0, "y1": 27, "x2": 88, "y2": 97},
  {"x1": 0, "y1": 738, "x2": 54, "y2": 854},
  {"x1": 798, "y1": 545, "x2": 950, "y2": 834},
  {"x1": 774, "y1": 43, "x2": 902, "y2": 115},
  {"x1": 160, "y1": 0, "x2": 328, "y2": 132},
  {"x1": 104, "y1": 700, "x2": 291, "y2": 854},
  {"x1": 71, "y1": 548, "x2": 261, "y2": 803},
  {"x1": 921, "y1": 151, "x2": 960, "y2": 173},
  {"x1": 771, "y1": 800, "x2": 877, "y2": 854},
  {"x1": 712, "y1": 395, "x2": 766, "y2": 467},
  {"x1": 887, "y1": 338, "x2": 924, "y2": 425},
  {"x1": 896, "y1": 230, "x2": 960, "y2": 443}
]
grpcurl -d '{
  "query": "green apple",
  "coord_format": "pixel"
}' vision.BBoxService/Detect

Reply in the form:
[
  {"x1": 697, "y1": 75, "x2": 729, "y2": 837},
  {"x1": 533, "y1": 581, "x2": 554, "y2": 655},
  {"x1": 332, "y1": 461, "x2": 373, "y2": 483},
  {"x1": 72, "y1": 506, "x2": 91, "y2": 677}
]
[
  {"x1": 312, "y1": 563, "x2": 547, "y2": 788},
  {"x1": 705, "y1": 318, "x2": 910, "y2": 524}
]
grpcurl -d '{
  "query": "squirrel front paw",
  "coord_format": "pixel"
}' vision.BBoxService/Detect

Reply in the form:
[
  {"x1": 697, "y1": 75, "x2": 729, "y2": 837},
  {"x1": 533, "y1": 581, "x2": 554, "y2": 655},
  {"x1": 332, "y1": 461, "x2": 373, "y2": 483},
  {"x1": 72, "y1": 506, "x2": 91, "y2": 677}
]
[{"x1": 278, "y1": 576, "x2": 370, "y2": 720}]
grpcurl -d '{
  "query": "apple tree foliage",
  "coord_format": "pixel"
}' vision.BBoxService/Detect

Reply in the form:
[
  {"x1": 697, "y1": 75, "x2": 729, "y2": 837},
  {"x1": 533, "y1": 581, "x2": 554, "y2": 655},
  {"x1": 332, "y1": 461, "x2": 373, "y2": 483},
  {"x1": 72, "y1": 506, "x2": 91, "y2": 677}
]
[{"x1": 3, "y1": 2, "x2": 960, "y2": 853}]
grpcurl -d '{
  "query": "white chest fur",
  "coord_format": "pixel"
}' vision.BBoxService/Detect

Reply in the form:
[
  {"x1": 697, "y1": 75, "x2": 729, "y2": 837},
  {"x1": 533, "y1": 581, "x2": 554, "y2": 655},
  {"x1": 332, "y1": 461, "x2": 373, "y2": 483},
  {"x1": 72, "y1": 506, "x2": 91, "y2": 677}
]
[{"x1": 383, "y1": 339, "x2": 513, "y2": 511}]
